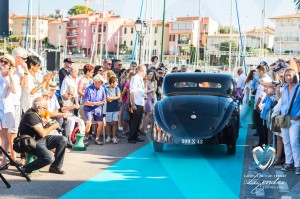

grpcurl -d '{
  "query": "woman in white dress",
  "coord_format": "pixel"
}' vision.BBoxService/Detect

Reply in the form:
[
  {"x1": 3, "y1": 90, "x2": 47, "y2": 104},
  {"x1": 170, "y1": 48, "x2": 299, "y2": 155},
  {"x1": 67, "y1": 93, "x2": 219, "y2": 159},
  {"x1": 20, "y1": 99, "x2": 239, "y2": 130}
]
[{"x1": 0, "y1": 54, "x2": 16, "y2": 170}]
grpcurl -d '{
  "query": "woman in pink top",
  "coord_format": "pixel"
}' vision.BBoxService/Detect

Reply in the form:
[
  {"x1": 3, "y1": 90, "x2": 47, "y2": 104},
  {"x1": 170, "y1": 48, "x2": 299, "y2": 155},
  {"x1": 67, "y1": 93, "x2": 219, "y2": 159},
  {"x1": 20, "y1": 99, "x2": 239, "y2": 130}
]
[
  {"x1": 121, "y1": 71, "x2": 135, "y2": 137},
  {"x1": 78, "y1": 64, "x2": 94, "y2": 104}
]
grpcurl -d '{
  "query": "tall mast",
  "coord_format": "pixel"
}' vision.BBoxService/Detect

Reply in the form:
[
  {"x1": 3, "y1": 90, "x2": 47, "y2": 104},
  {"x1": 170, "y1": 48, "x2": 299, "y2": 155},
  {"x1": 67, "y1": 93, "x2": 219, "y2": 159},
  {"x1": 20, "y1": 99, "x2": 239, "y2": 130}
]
[
  {"x1": 99, "y1": 0, "x2": 105, "y2": 65},
  {"x1": 228, "y1": 0, "x2": 233, "y2": 74}
]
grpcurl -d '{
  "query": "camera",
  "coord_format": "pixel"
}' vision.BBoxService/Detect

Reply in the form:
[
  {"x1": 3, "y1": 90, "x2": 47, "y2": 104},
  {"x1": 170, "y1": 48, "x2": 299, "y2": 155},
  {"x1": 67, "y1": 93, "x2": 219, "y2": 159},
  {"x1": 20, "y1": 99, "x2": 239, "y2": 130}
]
[
  {"x1": 44, "y1": 120, "x2": 64, "y2": 133},
  {"x1": 272, "y1": 80, "x2": 281, "y2": 86}
]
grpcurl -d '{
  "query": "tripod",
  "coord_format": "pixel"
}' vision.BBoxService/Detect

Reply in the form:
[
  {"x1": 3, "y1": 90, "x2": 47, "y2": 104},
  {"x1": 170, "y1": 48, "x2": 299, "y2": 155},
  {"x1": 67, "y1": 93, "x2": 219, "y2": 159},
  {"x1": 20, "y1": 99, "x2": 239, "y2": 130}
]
[{"x1": 0, "y1": 146, "x2": 31, "y2": 188}]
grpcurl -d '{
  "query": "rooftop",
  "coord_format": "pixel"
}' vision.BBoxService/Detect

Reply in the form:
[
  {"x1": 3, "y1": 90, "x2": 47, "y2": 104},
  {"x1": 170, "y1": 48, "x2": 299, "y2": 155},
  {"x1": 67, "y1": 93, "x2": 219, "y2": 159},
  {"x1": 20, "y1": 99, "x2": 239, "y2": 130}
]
[{"x1": 269, "y1": 13, "x2": 300, "y2": 20}]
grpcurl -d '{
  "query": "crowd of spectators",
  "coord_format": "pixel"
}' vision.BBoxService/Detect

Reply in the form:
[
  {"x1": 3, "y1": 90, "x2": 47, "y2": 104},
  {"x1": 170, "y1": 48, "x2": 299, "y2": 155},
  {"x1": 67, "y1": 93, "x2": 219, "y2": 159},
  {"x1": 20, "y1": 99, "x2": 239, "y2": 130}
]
[{"x1": 1, "y1": 47, "x2": 299, "y2": 177}]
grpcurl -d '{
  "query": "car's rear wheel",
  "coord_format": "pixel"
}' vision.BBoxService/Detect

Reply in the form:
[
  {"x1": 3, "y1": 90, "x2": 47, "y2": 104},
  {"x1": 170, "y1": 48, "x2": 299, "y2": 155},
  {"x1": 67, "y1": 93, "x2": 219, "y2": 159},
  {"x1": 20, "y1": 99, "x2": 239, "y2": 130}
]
[
  {"x1": 227, "y1": 117, "x2": 237, "y2": 155},
  {"x1": 153, "y1": 141, "x2": 164, "y2": 152}
]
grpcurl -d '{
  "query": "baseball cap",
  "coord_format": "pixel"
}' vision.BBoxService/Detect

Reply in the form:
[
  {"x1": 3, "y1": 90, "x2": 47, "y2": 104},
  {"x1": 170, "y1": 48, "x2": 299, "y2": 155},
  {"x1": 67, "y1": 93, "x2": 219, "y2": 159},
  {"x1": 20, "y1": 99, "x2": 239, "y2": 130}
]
[
  {"x1": 273, "y1": 62, "x2": 288, "y2": 72},
  {"x1": 258, "y1": 61, "x2": 269, "y2": 69},
  {"x1": 63, "y1": 58, "x2": 74, "y2": 63}
]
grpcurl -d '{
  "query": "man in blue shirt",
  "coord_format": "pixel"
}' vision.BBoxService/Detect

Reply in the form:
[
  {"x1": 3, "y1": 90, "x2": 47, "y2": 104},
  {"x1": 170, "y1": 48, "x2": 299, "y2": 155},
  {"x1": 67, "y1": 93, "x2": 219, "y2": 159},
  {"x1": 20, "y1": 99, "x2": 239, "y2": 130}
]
[{"x1": 83, "y1": 75, "x2": 107, "y2": 145}]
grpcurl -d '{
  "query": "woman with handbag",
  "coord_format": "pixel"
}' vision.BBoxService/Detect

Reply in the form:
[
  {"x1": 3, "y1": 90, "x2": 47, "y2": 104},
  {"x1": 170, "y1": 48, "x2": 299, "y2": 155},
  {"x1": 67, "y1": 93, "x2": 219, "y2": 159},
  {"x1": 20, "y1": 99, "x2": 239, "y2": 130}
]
[
  {"x1": 142, "y1": 70, "x2": 157, "y2": 134},
  {"x1": 279, "y1": 69, "x2": 300, "y2": 175}
]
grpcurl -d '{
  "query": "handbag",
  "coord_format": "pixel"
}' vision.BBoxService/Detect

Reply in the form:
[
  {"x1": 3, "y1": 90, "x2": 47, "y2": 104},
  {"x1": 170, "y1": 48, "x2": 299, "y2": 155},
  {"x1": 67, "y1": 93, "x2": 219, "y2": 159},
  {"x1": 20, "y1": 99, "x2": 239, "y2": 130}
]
[
  {"x1": 271, "y1": 117, "x2": 281, "y2": 132},
  {"x1": 275, "y1": 85, "x2": 299, "y2": 128},
  {"x1": 13, "y1": 132, "x2": 36, "y2": 153}
]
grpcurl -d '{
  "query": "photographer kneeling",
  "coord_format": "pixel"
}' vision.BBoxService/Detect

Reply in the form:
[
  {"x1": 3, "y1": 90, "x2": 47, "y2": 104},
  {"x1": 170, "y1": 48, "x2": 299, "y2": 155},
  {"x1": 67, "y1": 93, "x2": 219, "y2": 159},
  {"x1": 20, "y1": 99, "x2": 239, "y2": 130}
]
[{"x1": 19, "y1": 97, "x2": 67, "y2": 175}]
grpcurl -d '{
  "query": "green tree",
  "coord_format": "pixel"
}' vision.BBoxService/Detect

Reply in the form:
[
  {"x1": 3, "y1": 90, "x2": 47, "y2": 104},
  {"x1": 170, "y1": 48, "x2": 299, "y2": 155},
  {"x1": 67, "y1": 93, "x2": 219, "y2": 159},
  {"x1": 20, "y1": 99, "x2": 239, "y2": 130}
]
[
  {"x1": 189, "y1": 44, "x2": 196, "y2": 64},
  {"x1": 294, "y1": 0, "x2": 300, "y2": 11},
  {"x1": 218, "y1": 25, "x2": 239, "y2": 34},
  {"x1": 219, "y1": 40, "x2": 238, "y2": 52},
  {"x1": 68, "y1": 5, "x2": 93, "y2": 16}
]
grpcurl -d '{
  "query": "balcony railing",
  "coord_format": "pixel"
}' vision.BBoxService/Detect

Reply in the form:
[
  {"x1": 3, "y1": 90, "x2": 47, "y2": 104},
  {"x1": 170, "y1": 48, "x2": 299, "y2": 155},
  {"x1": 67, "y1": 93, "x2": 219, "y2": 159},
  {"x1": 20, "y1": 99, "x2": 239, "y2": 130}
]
[
  {"x1": 177, "y1": 40, "x2": 190, "y2": 45},
  {"x1": 66, "y1": 32, "x2": 78, "y2": 37},
  {"x1": 67, "y1": 42, "x2": 77, "y2": 47},
  {"x1": 274, "y1": 37, "x2": 299, "y2": 42},
  {"x1": 67, "y1": 23, "x2": 78, "y2": 28}
]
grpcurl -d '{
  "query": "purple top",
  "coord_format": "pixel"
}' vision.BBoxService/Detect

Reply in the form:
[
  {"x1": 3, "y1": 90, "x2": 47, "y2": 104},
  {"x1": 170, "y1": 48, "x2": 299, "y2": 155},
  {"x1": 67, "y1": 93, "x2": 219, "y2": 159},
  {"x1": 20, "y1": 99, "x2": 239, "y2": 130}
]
[{"x1": 83, "y1": 84, "x2": 106, "y2": 111}]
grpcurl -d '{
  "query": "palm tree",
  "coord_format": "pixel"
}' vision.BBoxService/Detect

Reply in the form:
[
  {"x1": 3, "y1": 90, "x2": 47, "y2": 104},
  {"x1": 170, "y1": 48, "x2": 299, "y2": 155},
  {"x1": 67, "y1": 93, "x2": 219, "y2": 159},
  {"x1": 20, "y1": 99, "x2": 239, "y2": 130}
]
[{"x1": 294, "y1": 0, "x2": 300, "y2": 11}]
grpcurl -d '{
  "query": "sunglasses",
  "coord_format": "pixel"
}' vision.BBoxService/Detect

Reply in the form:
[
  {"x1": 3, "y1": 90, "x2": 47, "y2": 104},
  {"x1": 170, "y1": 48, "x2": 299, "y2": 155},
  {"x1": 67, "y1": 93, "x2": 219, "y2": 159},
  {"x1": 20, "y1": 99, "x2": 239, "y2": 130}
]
[
  {"x1": 20, "y1": 56, "x2": 27, "y2": 61},
  {"x1": 158, "y1": 72, "x2": 164, "y2": 75},
  {"x1": 0, "y1": 59, "x2": 9, "y2": 65}
]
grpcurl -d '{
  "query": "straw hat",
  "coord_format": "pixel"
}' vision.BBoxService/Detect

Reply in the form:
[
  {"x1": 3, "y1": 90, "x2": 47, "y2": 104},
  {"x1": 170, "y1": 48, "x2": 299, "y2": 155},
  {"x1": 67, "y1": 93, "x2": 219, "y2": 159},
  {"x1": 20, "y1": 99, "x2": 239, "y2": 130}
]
[{"x1": 0, "y1": 54, "x2": 15, "y2": 67}]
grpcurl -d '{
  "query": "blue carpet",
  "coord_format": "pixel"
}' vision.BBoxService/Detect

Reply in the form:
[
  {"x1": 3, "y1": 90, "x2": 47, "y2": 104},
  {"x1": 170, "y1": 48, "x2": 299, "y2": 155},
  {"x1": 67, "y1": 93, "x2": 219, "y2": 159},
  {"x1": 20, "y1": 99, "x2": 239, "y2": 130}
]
[{"x1": 61, "y1": 106, "x2": 249, "y2": 199}]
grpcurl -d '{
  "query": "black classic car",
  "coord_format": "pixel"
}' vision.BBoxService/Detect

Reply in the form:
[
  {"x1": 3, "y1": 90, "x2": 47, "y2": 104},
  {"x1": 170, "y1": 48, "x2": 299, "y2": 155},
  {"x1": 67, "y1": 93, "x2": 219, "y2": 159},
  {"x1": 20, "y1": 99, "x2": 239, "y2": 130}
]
[{"x1": 152, "y1": 73, "x2": 239, "y2": 154}]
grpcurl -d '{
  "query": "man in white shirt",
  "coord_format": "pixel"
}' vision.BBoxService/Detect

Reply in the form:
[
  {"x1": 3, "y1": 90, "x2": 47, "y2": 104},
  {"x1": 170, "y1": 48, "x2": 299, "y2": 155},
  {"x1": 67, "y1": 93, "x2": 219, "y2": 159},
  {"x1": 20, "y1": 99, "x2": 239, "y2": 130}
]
[
  {"x1": 128, "y1": 64, "x2": 147, "y2": 144},
  {"x1": 60, "y1": 65, "x2": 79, "y2": 98},
  {"x1": 61, "y1": 65, "x2": 79, "y2": 116},
  {"x1": 254, "y1": 64, "x2": 272, "y2": 147},
  {"x1": 236, "y1": 68, "x2": 247, "y2": 105}
]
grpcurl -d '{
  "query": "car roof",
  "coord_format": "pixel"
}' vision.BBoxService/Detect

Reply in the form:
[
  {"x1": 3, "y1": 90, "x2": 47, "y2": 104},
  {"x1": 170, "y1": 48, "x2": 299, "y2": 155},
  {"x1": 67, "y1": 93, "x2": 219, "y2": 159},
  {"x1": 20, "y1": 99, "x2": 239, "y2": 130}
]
[{"x1": 163, "y1": 73, "x2": 235, "y2": 96}]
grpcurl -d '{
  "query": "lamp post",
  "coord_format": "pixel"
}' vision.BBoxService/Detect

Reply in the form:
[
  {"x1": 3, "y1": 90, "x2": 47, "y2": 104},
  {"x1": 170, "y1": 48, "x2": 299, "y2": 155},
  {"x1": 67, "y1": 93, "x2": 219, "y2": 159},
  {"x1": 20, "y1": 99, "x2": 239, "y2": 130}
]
[{"x1": 135, "y1": 18, "x2": 147, "y2": 64}]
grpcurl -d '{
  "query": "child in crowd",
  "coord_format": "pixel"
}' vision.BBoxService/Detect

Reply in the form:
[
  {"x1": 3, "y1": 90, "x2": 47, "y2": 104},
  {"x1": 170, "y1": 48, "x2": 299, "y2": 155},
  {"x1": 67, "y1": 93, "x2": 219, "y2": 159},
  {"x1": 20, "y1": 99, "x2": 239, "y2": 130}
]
[{"x1": 105, "y1": 76, "x2": 121, "y2": 144}]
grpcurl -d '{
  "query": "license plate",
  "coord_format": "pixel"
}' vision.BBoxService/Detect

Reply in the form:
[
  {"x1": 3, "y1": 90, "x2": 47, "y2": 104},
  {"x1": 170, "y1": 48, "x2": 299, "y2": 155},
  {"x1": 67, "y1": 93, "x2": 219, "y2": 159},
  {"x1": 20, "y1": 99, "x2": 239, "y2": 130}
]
[{"x1": 181, "y1": 138, "x2": 204, "y2": 145}]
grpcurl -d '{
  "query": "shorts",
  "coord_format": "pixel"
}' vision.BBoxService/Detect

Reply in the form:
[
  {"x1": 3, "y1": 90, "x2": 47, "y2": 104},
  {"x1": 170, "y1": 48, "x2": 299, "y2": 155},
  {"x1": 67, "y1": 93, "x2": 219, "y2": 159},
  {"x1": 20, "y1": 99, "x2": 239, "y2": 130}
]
[
  {"x1": 122, "y1": 103, "x2": 130, "y2": 121},
  {"x1": 1, "y1": 105, "x2": 21, "y2": 133},
  {"x1": 84, "y1": 108, "x2": 103, "y2": 122},
  {"x1": 106, "y1": 111, "x2": 119, "y2": 123}
]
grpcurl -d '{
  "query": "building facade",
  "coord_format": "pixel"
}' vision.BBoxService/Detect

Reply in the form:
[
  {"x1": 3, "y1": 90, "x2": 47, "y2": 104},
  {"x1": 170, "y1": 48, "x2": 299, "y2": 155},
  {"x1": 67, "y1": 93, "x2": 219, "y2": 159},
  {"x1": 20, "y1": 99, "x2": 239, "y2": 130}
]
[
  {"x1": 270, "y1": 14, "x2": 300, "y2": 54},
  {"x1": 165, "y1": 16, "x2": 218, "y2": 65},
  {"x1": 48, "y1": 19, "x2": 68, "y2": 48},
  {"x1": 67, "y1": 11, "x2": 128, "y2": 57},
  {"x1": 10, "y1": 15, "x2": 49, "y2": 48},
  {"x1": 121, "y1": 20, "x2": 169, "y2": 63}
]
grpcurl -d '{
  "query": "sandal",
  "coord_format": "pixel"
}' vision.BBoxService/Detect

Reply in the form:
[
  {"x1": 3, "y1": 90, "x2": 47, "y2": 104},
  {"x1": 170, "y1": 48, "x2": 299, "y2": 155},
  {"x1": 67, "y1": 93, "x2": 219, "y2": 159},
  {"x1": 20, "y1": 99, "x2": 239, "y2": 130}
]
[{"x1": 0, "y1": 162, "x2": 10, "y2": 171}]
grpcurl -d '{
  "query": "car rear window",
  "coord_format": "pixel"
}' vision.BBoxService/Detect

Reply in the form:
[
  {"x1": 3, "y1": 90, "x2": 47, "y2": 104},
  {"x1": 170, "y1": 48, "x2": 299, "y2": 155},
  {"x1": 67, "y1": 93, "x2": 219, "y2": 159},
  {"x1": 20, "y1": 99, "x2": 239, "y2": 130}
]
[{"x1": 174, "y1": 82, "x2": 222, "y2": 89}]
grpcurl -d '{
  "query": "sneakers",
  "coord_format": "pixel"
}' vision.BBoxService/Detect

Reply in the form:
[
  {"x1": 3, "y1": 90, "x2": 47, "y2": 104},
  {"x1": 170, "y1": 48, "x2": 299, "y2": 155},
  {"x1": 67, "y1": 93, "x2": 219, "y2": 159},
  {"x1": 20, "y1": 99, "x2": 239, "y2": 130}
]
[
  {"x1": 95, "y1": 139, "x2": 103, "y2": 145},
  {"x1": 49, "y1": 167, "x2": 65, "y2": 175},
  {"x1": 281, "y1": 164, "x2": 295, "y2": 171},
  {"x1": 122, "y1": 132, "x2": 128, "y2": 138},
  {"x1": 112, "y1": 136, "x2": 118, "y2": 144},
  {"x1": 295, "y1": 167, "x2": 300, "y2": 175},
  {"x1": 88, "y1": 134, "x2": 95, "y2": 140},
  {"x1": 106, "y1": 137, "x2": 111, "y2": 143},
  {"x1": 83, "y1": 138, "x2": 89, "y2": 146}
]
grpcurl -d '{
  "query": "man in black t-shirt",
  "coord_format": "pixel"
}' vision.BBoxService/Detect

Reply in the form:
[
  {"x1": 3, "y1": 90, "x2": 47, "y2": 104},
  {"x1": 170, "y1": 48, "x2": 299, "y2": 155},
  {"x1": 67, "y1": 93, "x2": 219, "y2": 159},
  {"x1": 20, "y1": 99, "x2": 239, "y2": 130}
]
[
  {"x1": 18, "y1": 97, "x2": 67, "y2": 174},
  {"x1": 59, "y1": 58, "x2": 74, "y2": 88}
]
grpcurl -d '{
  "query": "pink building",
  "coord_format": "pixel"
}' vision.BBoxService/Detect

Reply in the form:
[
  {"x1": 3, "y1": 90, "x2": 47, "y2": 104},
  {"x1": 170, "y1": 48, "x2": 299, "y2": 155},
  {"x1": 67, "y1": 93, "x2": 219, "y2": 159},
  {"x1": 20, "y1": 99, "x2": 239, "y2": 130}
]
[
  {"x1": 67, "y1": 11, "x2": 128, "y2": 57},
  {"x1": 48, "y1": 19, "x2": 68, "y2": 48},
  {"x1": 166, "y1": 16, "x2": 219, "y2": 64}
]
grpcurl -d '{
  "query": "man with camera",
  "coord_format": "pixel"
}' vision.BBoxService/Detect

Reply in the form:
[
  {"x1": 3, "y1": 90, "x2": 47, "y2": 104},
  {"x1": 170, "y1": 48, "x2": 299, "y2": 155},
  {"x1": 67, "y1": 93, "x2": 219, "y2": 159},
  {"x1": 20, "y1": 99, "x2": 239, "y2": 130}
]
[{"x1": 19, "y1": 97, "x2": 67, "y2": 175}]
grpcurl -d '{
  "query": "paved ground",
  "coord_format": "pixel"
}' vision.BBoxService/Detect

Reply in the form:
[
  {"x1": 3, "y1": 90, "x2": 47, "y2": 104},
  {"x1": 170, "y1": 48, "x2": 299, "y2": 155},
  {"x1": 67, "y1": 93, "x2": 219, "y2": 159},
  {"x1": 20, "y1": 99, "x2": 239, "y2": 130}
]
[
  {"x1": 240, "y1": 126, "x2": 300, "y2": 199},
  {"x1": 0, "y1": 136, "x2": 148, "y2": 199},
  {"x1": 0, "y1": 111, "x2": 300, "y2": 198}
]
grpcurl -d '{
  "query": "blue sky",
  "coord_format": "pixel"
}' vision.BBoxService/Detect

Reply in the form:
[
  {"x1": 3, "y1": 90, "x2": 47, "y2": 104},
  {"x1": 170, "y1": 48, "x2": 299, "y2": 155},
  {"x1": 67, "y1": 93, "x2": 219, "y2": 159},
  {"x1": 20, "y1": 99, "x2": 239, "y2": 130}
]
[{"x1": 9, "y1": 0, "x2": 297, "y2": 30}]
